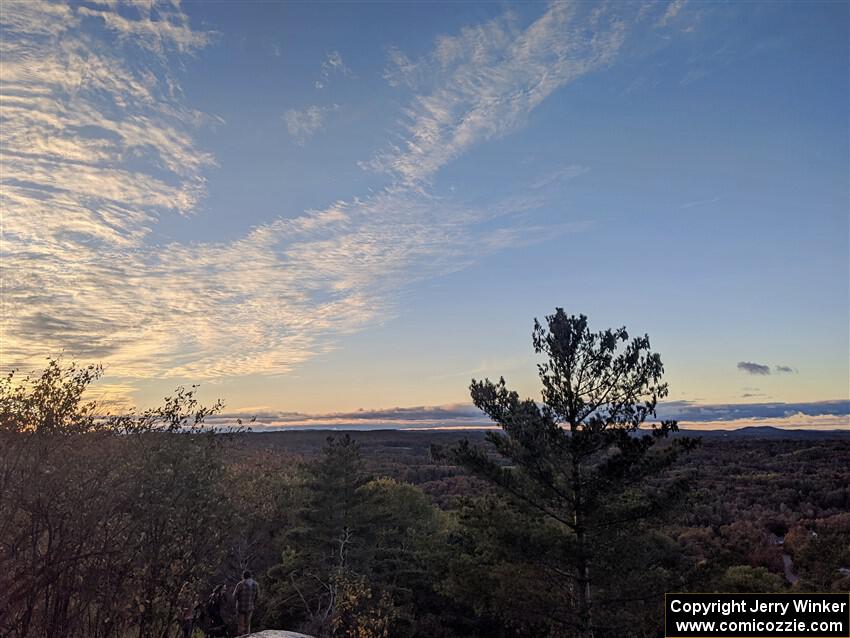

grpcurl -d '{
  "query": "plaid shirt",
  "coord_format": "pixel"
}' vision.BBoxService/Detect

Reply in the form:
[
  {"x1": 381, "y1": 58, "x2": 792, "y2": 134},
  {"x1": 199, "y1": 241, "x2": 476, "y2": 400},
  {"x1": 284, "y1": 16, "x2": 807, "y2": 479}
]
[{"x1": 233, "y1": 578, "x2": 259, "y2": 612}]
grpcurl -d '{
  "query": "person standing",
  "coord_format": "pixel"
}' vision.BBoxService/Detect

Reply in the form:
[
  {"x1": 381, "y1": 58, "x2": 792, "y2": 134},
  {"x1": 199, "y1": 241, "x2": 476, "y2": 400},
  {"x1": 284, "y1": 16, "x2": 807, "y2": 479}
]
[
  {"x1": 178, "y1": 604, "x2": 195, "y2": 638},
  {"x1": 205, "y1": 584, "x2": 227, "y2": 633},
  {"x1": 233, "y1": 570, "x2": 259, "y2": 635},
  {"x1": 176, "y1": 582, "x2": 197, "y2": 638}
]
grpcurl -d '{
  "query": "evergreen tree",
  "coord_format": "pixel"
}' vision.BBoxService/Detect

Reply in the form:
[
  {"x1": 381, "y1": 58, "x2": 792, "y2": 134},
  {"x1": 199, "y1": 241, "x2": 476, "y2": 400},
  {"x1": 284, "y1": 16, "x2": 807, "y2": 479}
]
[
  {"x1": 267, "y1": 438, "x2": 459, "y2": 638},
  {"x1": 267, "y1": 435, "x2": 373, "y2": 634},
  {"x1": 449, "y1": 309, "x2": 696, "y2": 637}
]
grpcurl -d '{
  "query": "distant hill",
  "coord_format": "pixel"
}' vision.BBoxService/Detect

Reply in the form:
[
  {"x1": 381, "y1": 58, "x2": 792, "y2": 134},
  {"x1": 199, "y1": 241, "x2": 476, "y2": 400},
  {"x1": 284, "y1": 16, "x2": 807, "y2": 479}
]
[
  {"x1": 235, "y1": 426, "x2": 850, "y2": 459},
  {"x1": 674, "y1": 425, "x2": 850, "y2": 440}
]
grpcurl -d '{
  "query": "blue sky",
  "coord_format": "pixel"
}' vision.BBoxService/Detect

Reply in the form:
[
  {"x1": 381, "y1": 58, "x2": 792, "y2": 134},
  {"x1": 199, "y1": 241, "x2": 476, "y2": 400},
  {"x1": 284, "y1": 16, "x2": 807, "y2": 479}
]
[{"x1": 1, "y1": 1, "x2": 848, "y2": 429}]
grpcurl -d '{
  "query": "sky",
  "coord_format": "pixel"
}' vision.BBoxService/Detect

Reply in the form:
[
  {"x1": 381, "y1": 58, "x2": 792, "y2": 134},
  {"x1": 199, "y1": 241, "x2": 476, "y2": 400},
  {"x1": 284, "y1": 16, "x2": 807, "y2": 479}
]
[{"x1": 1, "y1": 0, "x2": 848, "y2": 430}]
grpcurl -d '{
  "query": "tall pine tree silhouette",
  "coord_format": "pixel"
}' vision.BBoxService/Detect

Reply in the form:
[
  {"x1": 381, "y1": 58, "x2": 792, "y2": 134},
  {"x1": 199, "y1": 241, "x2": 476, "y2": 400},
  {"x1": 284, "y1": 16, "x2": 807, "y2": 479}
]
[{"x1": 451, "y1": 309, "x2": 696, "y2": 637}]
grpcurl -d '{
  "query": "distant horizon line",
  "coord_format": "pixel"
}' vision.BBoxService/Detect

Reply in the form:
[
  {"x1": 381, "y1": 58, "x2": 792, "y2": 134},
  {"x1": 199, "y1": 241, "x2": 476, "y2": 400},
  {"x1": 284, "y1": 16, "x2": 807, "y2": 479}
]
[
  {"x1": 231, "y1": 423, "x2": 849, "y2": 434},
  {"x1": 198, "y1": 398, "x2": 849, "y2": 433}
]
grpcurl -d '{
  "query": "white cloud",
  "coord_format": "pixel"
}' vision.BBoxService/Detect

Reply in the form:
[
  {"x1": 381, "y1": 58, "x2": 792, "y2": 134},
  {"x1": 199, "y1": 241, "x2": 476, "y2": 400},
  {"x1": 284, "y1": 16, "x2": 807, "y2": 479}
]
[
  {"x1": 315, "y1": 51, "x2": 352, "y2": 89},
  {"x1": 383, "y1": 46, "x2": 420, "y2": 88},
  {"x1": 371, "y1": 4, "x2": 626, "y2": 185},
  {"x1": 680, "y1": 195, "x2": 721, "y2": 209},
  {"x1": 283, "y1": 105, "x2": 336, "y2": 145},
  {"x1": 76, "y1": 3, "x2": 211, "y2": 54},
  {"x1": 1, "y1": 0, "x2": 218, "y2": 375},
  {"x1": 531, "y1": 164, "x2": 591, "y2": 190},
  {"x1": 657, "y1": 0, "x2": 687, "y2": 28}
]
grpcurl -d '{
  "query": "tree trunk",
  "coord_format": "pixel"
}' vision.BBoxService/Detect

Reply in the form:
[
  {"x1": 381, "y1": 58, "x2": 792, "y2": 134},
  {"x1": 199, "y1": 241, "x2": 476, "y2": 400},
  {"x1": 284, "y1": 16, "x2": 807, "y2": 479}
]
[{"x1": 572, "y1": 447, "x2": 593, "y2": 638}]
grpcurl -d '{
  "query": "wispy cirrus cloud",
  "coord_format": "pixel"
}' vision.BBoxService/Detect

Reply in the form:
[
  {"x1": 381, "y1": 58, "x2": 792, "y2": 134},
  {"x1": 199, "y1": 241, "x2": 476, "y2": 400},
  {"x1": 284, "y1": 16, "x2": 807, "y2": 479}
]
[
  {"x1": 283, "y1": 105, "x2": 337, "y2": 145},
  {"x1": 315, "y1": 51, "x2": 352, "y2": 89},
  {"x1": 383, "y1": 47, "x2": 420, "y2": 88},
  {"x1": 531, "y1": 164, "x2": 591, "y2": 190},
  {"x1": 656, "y1": 0, "x2": 688, "y2": 28},
  {"x1": 680, "y1": 195, "x2": 721, "y2": 210},
  {"x1": 2, "y1": 0, "x2": 219, "y2": 375},
  {"x1": 75, "y1": 3, "x2": 210, "y2": 54},
  {"x1": 371, "y1": 3, "x2": 627, "y2": 185},
  {"x1": 2, "y1": 2, "x2": 626, "y2": 383}
]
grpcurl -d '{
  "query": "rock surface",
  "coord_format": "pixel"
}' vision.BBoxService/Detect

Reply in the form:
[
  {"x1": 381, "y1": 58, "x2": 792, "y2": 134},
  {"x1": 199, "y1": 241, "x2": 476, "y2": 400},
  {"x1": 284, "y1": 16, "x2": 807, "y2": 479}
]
[{"x1": 243, "y1": 632, "x2": 315, "y2": 638}]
